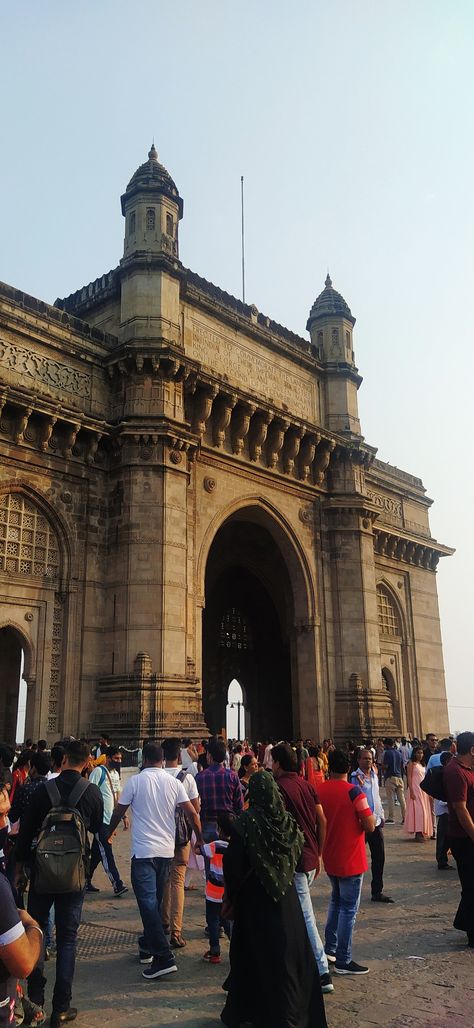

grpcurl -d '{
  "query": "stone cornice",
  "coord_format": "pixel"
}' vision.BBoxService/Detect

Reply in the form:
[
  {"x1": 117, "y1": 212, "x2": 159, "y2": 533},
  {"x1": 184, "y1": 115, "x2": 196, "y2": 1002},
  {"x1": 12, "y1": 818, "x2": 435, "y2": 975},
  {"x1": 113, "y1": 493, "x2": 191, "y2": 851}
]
[
  {"x1": 373, "y1": 524, "x2": 454, "y2": 571},
  {"x1": 0, "y1": 281, "x2": 116, "y2": 357}
]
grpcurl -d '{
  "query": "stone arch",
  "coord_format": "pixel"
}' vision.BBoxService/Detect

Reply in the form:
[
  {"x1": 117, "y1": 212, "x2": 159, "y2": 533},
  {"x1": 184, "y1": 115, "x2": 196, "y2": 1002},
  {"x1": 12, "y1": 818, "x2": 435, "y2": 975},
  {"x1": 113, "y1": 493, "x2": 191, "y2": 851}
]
[
  {"x1": 0, "y1": 619, "x2": 34, "y2": 682},
  {"x1": 376, "y1": 580, "x2": 411, "y2": 733},
  {"x1": 376, "y1": 579, "x2": 407, "y2": 640},
  {"x1": 198, "y1": 495, "x2": 315, "y2": 623},
  {"x1": 199, "y1": 497, "x2": 318, "y2": 740},
  {"x1": 0, "y1": 480, "x2": 71, "y2": 590}
]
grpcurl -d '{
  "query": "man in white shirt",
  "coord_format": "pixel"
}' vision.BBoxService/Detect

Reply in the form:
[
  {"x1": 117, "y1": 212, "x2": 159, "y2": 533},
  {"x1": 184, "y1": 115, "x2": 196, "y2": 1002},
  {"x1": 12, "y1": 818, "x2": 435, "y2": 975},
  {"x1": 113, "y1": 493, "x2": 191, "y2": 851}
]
[
  {"x1": 108, "y1": 741, "x2": 204, "y2": 981},
  {"x1": 161, "y1": 738, "x2": 200, "y2": 948},
  {"x1": 88, "y1": 745, "x2": 129, "y2": 896},
  {"x1": 351, "y1": 749, "x2": 393, "y2": 904}
]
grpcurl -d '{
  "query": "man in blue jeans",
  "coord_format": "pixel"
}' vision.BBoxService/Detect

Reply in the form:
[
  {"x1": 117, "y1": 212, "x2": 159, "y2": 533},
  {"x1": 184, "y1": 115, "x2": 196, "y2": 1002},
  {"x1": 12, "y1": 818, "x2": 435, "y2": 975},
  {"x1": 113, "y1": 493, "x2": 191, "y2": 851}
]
[
  {"x1": 318, "y1": 749, "x2": 376, "y2": 975},
  {"x1": 271, "y1": 743, "x2": 333, "y2": 994},
  {"x1": 108, "y1": 741, "x2": 203, "y2": 981},
  {"x1": 15, "y1": 739, "x2": 103, "y2": 1026}
]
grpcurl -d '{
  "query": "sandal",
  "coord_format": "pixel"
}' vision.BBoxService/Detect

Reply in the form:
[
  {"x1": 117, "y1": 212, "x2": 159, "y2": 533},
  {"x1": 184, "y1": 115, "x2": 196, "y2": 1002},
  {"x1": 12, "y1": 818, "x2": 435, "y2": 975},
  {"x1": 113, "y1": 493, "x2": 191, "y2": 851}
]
[{"x1": 170, "y1": 934, "x2": 186, "y2": 948}]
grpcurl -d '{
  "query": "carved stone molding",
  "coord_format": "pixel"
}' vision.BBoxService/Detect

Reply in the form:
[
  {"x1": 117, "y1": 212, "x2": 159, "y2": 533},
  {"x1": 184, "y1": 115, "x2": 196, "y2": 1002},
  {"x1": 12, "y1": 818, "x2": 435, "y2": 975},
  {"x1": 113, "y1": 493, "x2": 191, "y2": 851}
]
[
  {"x1": 212, "y1": 393, "x2": 237, "y2": 448},
  {"x1": 299, "y1": 433, "x2": 319, "y2": 481},
  {"x1": 204, "y1": 476, "x2": 217, "y2": 493},
  {"x1": 231, "y1": 402, "x2": 256, "y2": 456},
  {"x1": 283, "y1": 425, "x2": 303, "y2": 475},
  {"x1": 373, "y1": 527, "x2": 446, "y2": 571},
  {"x1": 0, "y1": 337, "x2": 91, "y2": 399},
  {"x1": 266, "y1": 418, "x2": 289, "y2": 468},
  {"x1": 248, "y1": 410, "x2": 272, "y2": 462},
  {"x1": 314, "y1": 439, "x2": 336, "y2": 484}
]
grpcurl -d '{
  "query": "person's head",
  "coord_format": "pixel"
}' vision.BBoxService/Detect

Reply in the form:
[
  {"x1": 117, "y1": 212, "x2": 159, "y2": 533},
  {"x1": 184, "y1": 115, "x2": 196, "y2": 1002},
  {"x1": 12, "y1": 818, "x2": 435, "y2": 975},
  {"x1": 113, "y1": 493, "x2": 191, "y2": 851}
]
[
  {"x1": 63, "y1": 739, "x2": 91, "y2": 771},
  {"x1": 50, "y1": 744, "x2": 65, "y2": 773},
  {"x1": 207, "y1": 738, "x2": 227, "y2": 765},
  {"x1": 105, "y1": 745, "x2": 122, "y2": 771},
  {"x1": 142, "y1": 742, "x2": 163, "y2": 767},
  {"x1": 456, "y1": 732, "x2": 474, "y2": 766},
  {"x1": 358, "y1": 749, "x2": 374, "y2": 774},
  {"x1": 410, "y1": 746, "x2": 424, "y2": 763},
  {"x1": 438, "y1": 737, "x2": 452, "y2": 753},
  {"x1": 233, "y1": 743, "x2": 243, "y2": 755},
  {"x1": 99, "y1": 734, "x2": 110, "y2": 748},
  {"x1": 162, "y1": 738, "x2": 181, "y2": 765},
  {"x1": 247, "y1": 767, "x2": 284, "y2": 814},
  {"x1": 0, "y1": 744, "x2": 14, "y2": 770},
  {"x1": 37, "y1": 739, "x2": 47, "y2": 752},
  {"x1": 346, "y1": 739, "x2": 355, "y2": 753},
  {"x1": 384, "y1": 737, "x2": 394, "y2": 749},
  {"x1": 270, "y1": 743, "x2": 297, "y2": 778},
  {"x1": 24, "y1": 739, "x2": 33, "y2": 749},
  {"x1": 30, "y1": 751, "x2": 51, "y2": 778},
  {"x1": 364, "y1": 738, "x2": 373, "y2": 749},
  {"x1": 182, "y1": 737, "x2": 192, "y2": 749},
  {"x1": 15, "y1": 750, "x2": 32, "y2": 771},
  {"x1": 328, "y1": 749, "x2": 350, "y2": 778},
  {"x1": 401, "y1": 736, "x2": 407, "y2": 746},
  {"x1": 239, "y1": 753, "x2": 258, "y2": 779},
  {"x1": 425, "y1": 733, "x2": 437, "y2": 750},
  {"x1": 196, "y1": 753, "x2": 208, "y2": 773}
]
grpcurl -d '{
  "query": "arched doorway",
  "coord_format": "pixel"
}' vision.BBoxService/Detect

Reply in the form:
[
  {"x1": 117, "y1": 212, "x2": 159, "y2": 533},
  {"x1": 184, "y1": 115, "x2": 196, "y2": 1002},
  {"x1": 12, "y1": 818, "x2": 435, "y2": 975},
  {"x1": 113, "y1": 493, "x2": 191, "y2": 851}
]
[
  {"x1": 202, "y1": 510, "x2": 306, "y2": 742},
  {"x1": 0, "y1": 626, "x2": 29, "y2": 745},
  {"x1": 226, "y1": 678, "x2": 246, "y2": 740}
]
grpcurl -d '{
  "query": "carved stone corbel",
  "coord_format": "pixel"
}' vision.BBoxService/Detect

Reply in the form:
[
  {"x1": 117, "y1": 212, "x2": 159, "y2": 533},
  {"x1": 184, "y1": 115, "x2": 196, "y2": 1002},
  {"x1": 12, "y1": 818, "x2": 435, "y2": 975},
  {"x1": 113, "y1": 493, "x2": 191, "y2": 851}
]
[
  {"x1": 85, "y1": 431, "x2": 102, "y2": 465},
  {"x1": 14, "y1": 406, "x2": 32, "y2": 444},
  {"x1": 62, "y1": 423, "x2": 80, "y2": 459},
  {"x1": 38, "y1": 415, "x2": 57, "y2": 452},
  {"x1": 248, "y1": 410, "x2": 273, "y2": 462},
  {"x1": 192, "y1": 385, "x2": 218, "y2": 435},
  {"x1": 283, "y1": 425, "x2": 303, "y2": 474},
  {"x1": 212, "y1": 393, "x2": 237, "y2": 448},
  {"x1": 231, "y1": 402, "x2": 256, "y2": 455},
  {"x1": 314, "y1": 439, "x2": 336, "y2": 484},
  {"x1": 298, "y1": 433, "x2": 319, "y2": 481},
  {"x1": 266, "y1": 418, "x2": 289, "y2": 469}
]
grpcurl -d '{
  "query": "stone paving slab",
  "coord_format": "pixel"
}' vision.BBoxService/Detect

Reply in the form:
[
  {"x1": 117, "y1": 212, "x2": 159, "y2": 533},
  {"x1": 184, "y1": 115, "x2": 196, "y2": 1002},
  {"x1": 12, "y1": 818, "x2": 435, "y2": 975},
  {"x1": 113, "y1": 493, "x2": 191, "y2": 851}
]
[{"x1": 38, "y1": 805, "x2": 474, "y2": 1027}]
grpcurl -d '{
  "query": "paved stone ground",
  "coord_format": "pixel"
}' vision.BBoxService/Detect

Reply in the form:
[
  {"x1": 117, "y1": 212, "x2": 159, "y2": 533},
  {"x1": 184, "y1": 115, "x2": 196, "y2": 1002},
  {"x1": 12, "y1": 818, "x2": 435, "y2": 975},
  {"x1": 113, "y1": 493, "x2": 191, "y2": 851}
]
[{"x1": 40, "y1": 788, "x2": 474, "y2": 1027}]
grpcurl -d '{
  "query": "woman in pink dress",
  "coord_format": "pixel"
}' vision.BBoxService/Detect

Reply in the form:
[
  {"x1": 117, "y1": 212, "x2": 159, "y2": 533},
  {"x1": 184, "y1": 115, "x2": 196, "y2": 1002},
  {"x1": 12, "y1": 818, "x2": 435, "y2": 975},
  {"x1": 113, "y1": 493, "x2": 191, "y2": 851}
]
[{"x1": 405, "y1": 745, "x2": 433, "y2": 841}]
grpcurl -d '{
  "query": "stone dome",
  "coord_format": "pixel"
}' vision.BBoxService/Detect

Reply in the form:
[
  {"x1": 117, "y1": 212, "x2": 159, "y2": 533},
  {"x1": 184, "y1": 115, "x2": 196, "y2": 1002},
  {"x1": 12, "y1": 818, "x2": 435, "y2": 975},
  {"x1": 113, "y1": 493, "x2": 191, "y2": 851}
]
[
  {"x1": 121, "y1": 144, "x2": 183, "y2": 217},
  {"x1": 306, "y1": 274, "x2": 355, "y2": 329}
]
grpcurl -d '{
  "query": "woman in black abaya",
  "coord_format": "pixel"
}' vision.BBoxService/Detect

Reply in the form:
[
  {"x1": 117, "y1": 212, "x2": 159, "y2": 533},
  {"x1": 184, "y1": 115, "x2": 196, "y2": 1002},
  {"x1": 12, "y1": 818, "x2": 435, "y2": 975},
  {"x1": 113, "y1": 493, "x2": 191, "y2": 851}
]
[{"x1": 221, "y1": 770, "x2": 327, "y2": 1028}]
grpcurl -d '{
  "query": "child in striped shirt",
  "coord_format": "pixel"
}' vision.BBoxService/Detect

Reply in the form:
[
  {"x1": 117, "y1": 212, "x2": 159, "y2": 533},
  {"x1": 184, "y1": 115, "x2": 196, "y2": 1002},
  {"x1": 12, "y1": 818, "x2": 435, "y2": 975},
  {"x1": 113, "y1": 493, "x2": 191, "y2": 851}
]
[{"x1": 202, "y1": 817, "x2": 232, "y2": 964}]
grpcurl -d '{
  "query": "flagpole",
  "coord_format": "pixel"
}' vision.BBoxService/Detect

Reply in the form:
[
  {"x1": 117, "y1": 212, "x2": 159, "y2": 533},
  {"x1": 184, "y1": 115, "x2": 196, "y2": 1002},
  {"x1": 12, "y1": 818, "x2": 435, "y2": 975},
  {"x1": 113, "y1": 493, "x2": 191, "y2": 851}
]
[{"x1": 241, "y1": 175, "x2": 245, "y2": 304}]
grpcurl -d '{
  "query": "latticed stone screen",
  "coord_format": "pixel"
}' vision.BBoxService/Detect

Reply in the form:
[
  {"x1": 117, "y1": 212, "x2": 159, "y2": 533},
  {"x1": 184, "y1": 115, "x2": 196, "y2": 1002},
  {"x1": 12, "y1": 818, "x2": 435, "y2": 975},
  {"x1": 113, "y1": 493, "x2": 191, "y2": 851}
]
[
  {"x1": 0, "y1": 493, "x2": 60, "y2": 578},
  {"x1": 377, "y1": 586, "x2": 401, "y2": 637},
  {"x1": 219, "y1": 607, "x2": 253, "y2": 651}
]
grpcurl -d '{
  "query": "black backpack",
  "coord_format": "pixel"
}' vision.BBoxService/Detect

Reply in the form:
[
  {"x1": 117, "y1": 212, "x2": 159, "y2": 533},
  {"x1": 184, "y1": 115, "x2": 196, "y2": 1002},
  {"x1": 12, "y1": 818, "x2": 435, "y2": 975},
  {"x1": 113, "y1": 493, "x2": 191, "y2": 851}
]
[
  {"x1": 34, "y1": 778, "x2": 90, "y2": 894},
  {"x1": 420, "y1": 765, "x2": 446, "y2": 802},
  {"x1": 175, "y1": 769, "x2": 192, "y2": 848}
]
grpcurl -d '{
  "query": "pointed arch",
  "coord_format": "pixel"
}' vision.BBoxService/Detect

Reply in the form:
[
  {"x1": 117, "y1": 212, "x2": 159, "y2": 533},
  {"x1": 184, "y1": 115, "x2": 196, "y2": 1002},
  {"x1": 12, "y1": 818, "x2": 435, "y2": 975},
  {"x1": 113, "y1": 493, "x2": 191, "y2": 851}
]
[
  {"x1": 0, "y1": 480, "x2": 71, "y2": 589},
  {"x1": 376, "y1": 580, "x2": 406, "y2": 640}
]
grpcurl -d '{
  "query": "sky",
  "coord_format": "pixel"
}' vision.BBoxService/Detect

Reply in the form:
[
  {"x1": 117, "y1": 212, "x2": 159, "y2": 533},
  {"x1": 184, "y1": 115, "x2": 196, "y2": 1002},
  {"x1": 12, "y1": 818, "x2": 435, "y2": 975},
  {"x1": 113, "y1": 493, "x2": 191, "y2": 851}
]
[{"x1": 1, "y1": 1, "x2": 472, "y2": 731}]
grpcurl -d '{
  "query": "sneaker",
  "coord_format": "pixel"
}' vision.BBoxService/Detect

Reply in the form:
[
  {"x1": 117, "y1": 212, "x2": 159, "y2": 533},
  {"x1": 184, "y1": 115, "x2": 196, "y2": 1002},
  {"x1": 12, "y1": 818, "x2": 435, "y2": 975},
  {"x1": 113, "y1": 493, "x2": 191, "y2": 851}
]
[
  {"x1": 203, "y1": 949, "x2": 221, "y2": 964},
  {"x1": 319, "y1": 972, "x2": 334, "y2": 994},
  {"x1": 324, "y1": 950, "x2": 336, "y2": 963},
  {"x1": 385, "y1": 819, "x2": 395, "y2": 824},
  {"x1": 334, "y1": 960, "x2": 369, "y2": 975},
  {"x1": 371, "y1": 894, "x2": 394, "y2": 903},
  {"x1": 113, "y1": 883, "x2": 129, "y2": 897},
  {"x1": 139, "y1": 949, "x2": 153, "y2": 965},
  {"x1": 50, "y1": 1009, "x2": 77, "y2": 1026},
  {"x1": 142, "y1": 957, "x2": 177, "y2": 980},
  {"x1": 85, "y1": 882, "x2": 100, "y2": 892},
  {"x1": 438, "y1": 864, "x2": 454, "y2": 870}
]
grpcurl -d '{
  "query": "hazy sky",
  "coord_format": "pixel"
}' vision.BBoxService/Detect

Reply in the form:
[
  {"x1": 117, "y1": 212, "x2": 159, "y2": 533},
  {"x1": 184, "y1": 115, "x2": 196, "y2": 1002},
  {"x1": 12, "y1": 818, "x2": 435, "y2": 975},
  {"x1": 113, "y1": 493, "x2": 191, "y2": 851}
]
[{"x1": 1, "y1": 1, "x2": 472, "y2": 730}]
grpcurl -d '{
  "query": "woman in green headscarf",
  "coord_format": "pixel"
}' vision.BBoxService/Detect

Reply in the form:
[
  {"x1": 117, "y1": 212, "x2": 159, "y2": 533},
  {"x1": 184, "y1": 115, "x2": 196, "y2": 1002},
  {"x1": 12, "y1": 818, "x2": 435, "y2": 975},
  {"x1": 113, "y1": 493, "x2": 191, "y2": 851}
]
[{"x1": 221, "y1": 770, "x2": 327, "y2": 1028}]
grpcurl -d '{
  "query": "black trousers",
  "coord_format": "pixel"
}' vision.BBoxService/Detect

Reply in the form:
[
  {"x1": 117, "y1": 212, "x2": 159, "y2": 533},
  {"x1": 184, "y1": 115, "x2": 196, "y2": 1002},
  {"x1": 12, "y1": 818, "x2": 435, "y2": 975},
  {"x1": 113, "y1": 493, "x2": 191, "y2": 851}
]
[
  {"x1": 450, "y1": 836, "x2": 474, "y2": 940},
  {"x1": 436, "y1": 813, "x2": 449, "y2": 868},
  {"x1": 367, "y1": 824, "x2": 385, "y2": 897}
]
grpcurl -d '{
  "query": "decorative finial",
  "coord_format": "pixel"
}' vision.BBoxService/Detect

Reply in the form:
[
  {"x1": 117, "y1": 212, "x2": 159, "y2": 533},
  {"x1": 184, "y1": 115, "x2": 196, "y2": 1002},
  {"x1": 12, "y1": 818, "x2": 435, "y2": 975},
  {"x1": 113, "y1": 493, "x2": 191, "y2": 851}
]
[
  {"x1": 148, "y1": 143, "x2": 158, "y2": 161},
  {"x1": 325, "y1": 272, "x2": 332, "y2": 288}
]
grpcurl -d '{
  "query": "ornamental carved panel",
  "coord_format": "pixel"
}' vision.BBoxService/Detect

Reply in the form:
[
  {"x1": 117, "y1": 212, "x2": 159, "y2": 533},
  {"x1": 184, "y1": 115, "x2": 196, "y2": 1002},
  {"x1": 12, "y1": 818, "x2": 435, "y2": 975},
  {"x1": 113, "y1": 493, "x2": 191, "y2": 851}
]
[
  {"x1": 0, "y1": 338, "x2": 91, "y2": 400},
  {"x1": 0, "y1": 493, "x2": 60, "y2": 580}
]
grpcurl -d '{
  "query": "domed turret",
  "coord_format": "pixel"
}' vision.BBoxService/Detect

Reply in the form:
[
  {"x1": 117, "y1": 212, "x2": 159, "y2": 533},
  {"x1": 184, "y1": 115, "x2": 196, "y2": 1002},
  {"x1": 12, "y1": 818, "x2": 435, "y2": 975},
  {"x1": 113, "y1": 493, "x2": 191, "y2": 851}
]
[
  {"x1": 307, "y1": 274, "x2": 361, "y2": 437},
  {"x1": 121, "y1": 143, "x2": 183, "y2": 263},
  {"x1": 306, "y1": 274, "x2": 355, "y2": 329}
]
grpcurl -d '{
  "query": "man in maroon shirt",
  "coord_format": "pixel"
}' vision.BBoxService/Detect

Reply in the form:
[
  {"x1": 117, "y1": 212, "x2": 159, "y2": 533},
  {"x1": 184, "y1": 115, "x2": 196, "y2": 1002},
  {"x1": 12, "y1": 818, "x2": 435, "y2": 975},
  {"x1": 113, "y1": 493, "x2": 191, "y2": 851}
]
[
  {"x1": 444, "y1": 731, "x2": 474, "y2": 946},
  {"x1": 271, "y1": 743, "x2": 333, "y2": 994}
]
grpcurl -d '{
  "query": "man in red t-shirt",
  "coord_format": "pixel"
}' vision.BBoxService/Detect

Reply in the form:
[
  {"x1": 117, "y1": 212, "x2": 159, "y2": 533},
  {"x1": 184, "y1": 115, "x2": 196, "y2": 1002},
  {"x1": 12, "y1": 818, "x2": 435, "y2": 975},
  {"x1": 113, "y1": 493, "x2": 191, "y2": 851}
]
[
  {"x1": 444, "y1": 731, "x2": 474, "y2": 946},
  {"x1": 318, "y1": 748, "x2": 375, "y2": 975},
  {"x1": 271, "y1": 743, "x2": 333, "y2": 994}
]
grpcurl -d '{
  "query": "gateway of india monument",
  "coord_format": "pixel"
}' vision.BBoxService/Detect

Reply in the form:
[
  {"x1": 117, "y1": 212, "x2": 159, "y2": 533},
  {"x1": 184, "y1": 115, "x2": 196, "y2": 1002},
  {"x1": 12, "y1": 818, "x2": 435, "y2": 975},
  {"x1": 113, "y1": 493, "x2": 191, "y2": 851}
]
[{"x1": 0, "y1": 145, "x2": 453, "y2": 746}]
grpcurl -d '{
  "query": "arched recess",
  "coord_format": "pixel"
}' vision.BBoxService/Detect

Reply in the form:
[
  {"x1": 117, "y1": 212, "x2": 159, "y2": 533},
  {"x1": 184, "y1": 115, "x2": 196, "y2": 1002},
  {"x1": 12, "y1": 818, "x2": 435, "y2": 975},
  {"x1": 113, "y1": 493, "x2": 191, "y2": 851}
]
[
  {"x1": 0, "y1": 623, "x2": 33, "y2": 744},
  {"x1": 376, "y1": 581, "x2": 411, "y2": 733},
  {"x1": 0, "y1": 485, "x2": 71, "y2": 742},
  {"x1": 199, "y1": 499, "x2": 318, "y2": 742}
]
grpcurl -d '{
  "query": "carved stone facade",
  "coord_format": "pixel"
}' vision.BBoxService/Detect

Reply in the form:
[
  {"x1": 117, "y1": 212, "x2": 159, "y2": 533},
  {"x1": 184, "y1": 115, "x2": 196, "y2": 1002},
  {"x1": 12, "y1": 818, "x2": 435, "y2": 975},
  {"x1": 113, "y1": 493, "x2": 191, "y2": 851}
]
[{"x1": 0, "y1": 146, "x2": 453, "y2": 744}]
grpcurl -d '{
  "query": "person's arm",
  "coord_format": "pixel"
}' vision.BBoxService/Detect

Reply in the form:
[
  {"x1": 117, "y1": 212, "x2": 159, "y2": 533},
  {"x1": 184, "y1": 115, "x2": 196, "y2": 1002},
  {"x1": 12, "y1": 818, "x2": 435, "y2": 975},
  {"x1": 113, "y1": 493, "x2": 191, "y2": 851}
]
[
  {"x1": 0, "y1": 897, "x2": 42, "y2": 980},
  {"x1": 88, "y1": 785, "x2": 104, "y2": 837},
  {"x1": 315, "y1": 802, "x2": 326, "y2": 874},
  {"x1": 452, "y1": 801, "x2": 474, "y2": 844},
  {"x1": 108, "y1": 802, "x2": 129, "y2": 840},
  {"x1": 179, "y1": 799, "x2": 204, "y2": 846},
  {"x1": 350, "y1": 785, "x2": 376, "y2": 833},
  {"x1": 232, "y1": 774, "x2": 244, "y2": 814},
  {"x1": 407, "y1": 762, "x2": 415, "y2": 799}
]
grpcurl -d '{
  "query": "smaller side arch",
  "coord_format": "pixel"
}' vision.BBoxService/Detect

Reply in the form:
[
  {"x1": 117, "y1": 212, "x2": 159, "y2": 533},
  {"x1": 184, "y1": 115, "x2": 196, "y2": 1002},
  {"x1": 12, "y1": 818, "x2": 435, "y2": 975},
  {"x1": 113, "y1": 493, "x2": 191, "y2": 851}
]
[
  {"x1": 0, "y1": 620, "x2": 34, "y2": 682},
  {"x1": 0, "y1": 480, "x2": 72, "y2": 589}
]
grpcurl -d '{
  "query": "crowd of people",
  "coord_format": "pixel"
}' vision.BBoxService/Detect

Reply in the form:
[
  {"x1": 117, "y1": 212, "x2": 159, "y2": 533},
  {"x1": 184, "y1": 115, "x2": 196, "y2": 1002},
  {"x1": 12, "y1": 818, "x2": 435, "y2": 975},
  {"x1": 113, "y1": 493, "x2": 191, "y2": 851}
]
[{"x1": 0, "y1": 727, "x2": 473, "y2": 1027}]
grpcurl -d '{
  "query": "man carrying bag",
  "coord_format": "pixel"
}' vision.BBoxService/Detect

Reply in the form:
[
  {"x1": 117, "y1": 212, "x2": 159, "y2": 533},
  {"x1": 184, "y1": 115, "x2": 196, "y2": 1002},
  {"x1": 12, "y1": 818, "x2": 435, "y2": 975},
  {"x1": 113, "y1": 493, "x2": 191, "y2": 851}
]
[{"x1": 15, "y1": 740, "x2": 103, "y2": 1027}]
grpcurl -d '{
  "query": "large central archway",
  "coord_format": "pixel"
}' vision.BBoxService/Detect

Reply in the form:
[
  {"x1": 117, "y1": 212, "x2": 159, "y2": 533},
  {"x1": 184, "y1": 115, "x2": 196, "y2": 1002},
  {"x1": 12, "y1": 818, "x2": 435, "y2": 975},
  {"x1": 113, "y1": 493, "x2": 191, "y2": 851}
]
[{"x1": 201, "y1": 504, "x2": 315, "y2": 742}]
